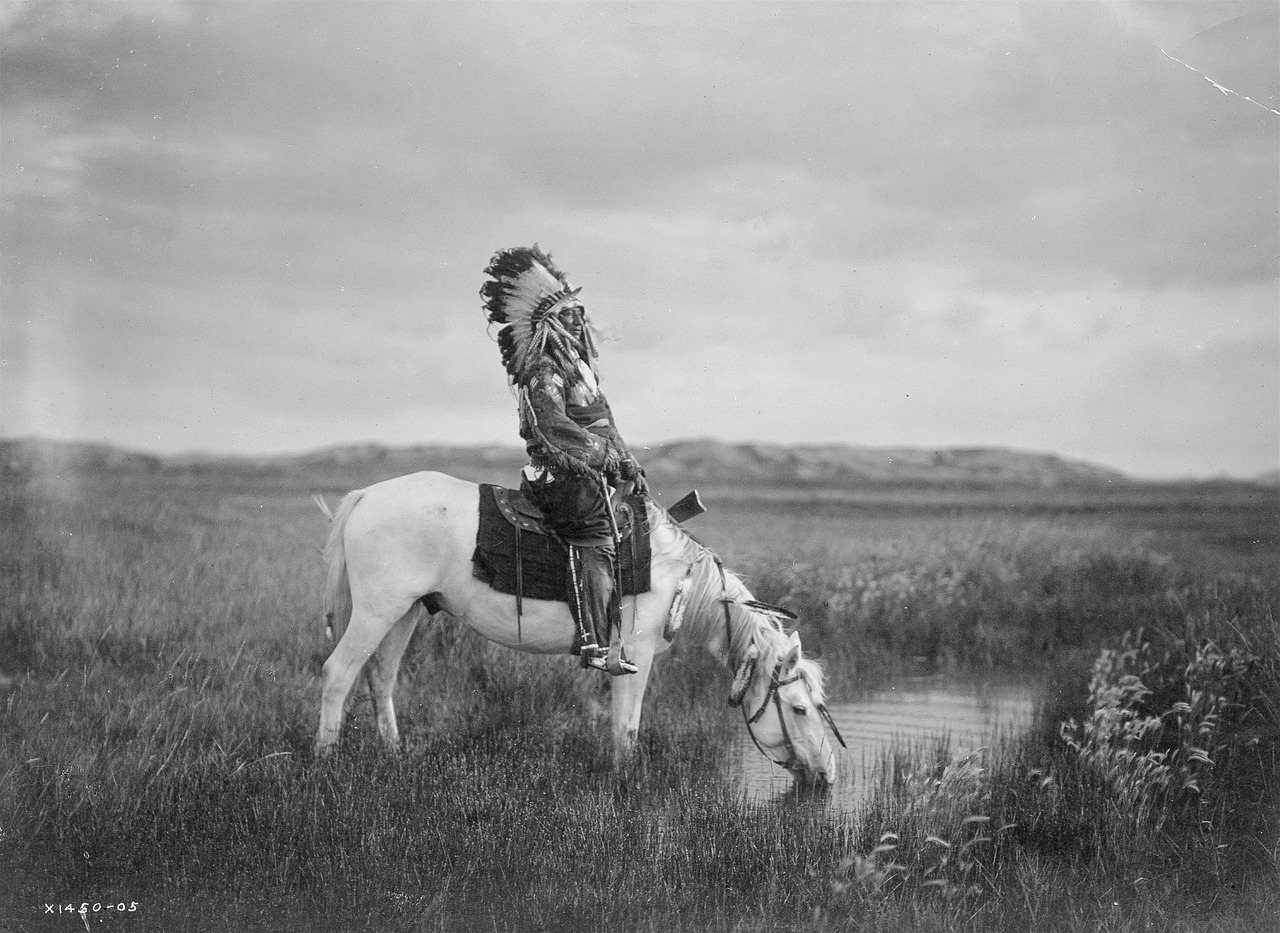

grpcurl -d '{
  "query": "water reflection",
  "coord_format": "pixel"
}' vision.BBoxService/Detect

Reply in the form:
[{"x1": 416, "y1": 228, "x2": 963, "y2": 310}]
[{"x1": 732, "y1": 676, "x2": 1038, "y2": 813}]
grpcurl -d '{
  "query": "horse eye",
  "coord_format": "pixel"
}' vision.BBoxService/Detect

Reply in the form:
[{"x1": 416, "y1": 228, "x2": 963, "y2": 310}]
[{"x1": 792, "y1": 706, "x2": 808, "y2": 716}]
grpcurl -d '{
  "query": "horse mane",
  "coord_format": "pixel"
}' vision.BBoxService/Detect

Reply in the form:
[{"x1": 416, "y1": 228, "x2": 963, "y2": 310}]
[{"x1": 645, "y1": 501, "x2": 826, "y2": 704}]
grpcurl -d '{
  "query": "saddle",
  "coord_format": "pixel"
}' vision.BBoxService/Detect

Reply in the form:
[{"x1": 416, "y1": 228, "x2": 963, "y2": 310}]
[
  {"x1": 472, "y1": 483, "x2": 651, "y2": 604},
  {"x1": 491, "y1": 485, "x2": 612, "y2": 538}
]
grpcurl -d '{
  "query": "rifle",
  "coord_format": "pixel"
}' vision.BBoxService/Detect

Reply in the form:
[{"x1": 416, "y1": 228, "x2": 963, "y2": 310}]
[{"x1": 667, "y1": 489, "x2": 706, "y2": 524}]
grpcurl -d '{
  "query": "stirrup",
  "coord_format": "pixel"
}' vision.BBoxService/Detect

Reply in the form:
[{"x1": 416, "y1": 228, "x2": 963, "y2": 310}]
[
  {"x1": 601, "y1": 637, "x2": 640, "y2": 676},
  {"x1": 606, "y1": 642, "x2": 639, "y2": 676},
  {"x1": 582, "y1": 655, "x2": 638, "y2": 676}
]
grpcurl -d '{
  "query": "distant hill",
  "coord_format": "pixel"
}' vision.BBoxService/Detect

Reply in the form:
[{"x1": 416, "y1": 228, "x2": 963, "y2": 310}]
[
  {"x1": 0, "y1": 438, "x2": 166, "y2": 475},
  {"x1": 639, "y1": 439, "x2": 1129, "y2": 487},
  {"x1": 2, "y1": 436, "x2": 1134, "y2": 488}
]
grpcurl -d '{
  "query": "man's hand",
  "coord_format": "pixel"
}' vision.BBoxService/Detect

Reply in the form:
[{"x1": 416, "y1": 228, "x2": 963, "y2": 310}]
[{"x1": 621, "y1": 456, "x2": 648, "y2": 496}]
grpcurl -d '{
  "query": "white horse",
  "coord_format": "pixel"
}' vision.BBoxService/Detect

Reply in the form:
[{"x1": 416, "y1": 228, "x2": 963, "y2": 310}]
[{"x1": 315, "y1": 471, "x2": 843, "y2": 785}]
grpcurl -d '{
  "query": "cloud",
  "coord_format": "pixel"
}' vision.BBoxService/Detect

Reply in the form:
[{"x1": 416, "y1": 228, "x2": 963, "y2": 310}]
[
  {"x1": 7, "y1": 2, "x2": 1275, "y2": 289},
  {"x1": 1, "y1": 1, "x2": 1275, "y2": 476}
]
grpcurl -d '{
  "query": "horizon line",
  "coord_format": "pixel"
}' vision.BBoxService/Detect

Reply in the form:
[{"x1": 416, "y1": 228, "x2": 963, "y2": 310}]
[{"x1": 4, "y1": 432, "x2": 1277, "y2": 485}]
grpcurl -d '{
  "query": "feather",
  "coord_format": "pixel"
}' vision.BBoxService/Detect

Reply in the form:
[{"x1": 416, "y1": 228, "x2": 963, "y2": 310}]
[{"x1": 480, "y1": 246, "x2": 591, "y2": 382}]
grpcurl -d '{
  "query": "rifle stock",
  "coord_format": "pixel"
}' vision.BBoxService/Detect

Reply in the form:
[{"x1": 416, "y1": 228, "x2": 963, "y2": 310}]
[{"x1": 667, "y1": 489, "x2": 706, "y2": 524}]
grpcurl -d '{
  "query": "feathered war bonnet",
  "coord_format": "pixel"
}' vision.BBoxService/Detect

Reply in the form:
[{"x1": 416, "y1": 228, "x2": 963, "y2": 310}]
[{"x1": 480, "y1": 245, "x2": 596, "y2": 383}]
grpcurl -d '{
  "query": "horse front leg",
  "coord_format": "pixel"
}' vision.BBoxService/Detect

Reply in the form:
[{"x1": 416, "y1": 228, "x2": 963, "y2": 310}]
[{"x1": 609, "y1": 637, "x2": 657, "y2": 767}]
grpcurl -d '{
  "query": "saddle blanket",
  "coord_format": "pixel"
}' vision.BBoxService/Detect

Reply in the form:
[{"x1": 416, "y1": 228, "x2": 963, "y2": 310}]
[{"x1": 471, "y1": 483, "x2": 652, "y2": 602}]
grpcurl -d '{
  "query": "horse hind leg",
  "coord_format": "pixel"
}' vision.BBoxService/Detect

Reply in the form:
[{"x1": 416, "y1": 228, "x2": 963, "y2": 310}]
[
  {"x1": 315, "y1": 603, "x2": 409, "y2": 758},
  {"x1": 363, "y1": 606, "x2": 425, "y2": 751}
]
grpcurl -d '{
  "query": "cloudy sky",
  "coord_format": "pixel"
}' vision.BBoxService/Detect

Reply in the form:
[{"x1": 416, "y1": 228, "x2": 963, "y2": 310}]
[{"x1": 2, "y1": 1, "x2": 1277, "y2": 479}]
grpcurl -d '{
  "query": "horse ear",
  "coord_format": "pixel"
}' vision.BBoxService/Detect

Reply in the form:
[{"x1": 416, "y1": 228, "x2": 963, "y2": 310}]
[
  {"x1": 780, "y1": 631, "x2": 802, "y2": 677},
  {"x1": 727, "y1": 642, "x2": 760, "y2": 707}
]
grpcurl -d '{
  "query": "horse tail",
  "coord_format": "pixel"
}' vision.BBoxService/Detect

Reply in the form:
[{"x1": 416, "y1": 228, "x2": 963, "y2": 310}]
[{"x1": 319, "y1": 489, "x2": 364, "y2": 643}]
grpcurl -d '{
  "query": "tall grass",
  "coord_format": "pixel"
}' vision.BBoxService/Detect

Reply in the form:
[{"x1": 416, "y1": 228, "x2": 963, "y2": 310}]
[
  {"x1": 3, "y1": 467, "x2": 1277, "y2": 931},
  {"x1": 710, "y1": 498, "x2": 1278, "y2": 691}
]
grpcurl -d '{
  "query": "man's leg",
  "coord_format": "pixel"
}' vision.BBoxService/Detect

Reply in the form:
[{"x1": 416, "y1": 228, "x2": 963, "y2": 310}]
[
  {"x1": 567, "y1": 545, "x2": 606, "y2": 659},
  {"x1": 576, "y1": 542, "x2": 616, "y2": 650},
  {"x1": 528, "y1": 472, "x2": 635, "y2": 674},
  {"x1": 578, "y1": 543, "x2": 637, "y2": 675}
]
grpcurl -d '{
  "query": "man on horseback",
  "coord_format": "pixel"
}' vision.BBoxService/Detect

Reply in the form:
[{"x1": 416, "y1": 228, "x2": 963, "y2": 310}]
[{"x1": 480, "y1": 245, "x2": 645, "y2": 675}]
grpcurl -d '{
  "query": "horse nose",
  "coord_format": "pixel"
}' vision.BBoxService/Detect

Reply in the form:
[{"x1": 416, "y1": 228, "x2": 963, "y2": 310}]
[{"x1": 798, "y1": 755, "x2": 836, "y2": 788}]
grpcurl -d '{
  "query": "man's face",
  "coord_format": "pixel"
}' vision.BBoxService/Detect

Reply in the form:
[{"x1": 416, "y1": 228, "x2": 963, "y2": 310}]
[{"x1": 558, "y1": 307, "x2": 585, "y2": 340}]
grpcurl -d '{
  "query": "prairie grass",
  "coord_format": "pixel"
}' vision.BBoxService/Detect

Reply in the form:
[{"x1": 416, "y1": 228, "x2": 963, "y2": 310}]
[{"x1": 2, "y1": 464, "x2": 1277, "y2": 931}]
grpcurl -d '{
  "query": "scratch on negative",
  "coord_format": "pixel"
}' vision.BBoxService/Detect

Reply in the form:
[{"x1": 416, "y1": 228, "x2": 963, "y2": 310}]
[{"x1": 1160, "y1": 48, "x2": 1280, "y2": 117}]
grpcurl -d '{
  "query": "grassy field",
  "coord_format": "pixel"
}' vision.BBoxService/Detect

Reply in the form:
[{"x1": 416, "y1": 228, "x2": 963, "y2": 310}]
[{"x1": 2, "y1": 461, "x2": 1277, "y2": 931}]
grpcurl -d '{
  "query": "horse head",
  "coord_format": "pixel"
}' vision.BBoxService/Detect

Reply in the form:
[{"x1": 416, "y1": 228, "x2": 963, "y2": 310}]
[{"x1": 729, "y1": 628, "x2": 843, "y2": 788}]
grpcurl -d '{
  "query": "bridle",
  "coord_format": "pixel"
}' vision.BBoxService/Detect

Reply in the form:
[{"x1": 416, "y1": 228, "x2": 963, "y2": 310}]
[
  {"x1": 741, "y1": 655, "x2": 808, "y2": 771},
  {"x1": 713, "y1": 559, "x2": 847, "y2": 773}
]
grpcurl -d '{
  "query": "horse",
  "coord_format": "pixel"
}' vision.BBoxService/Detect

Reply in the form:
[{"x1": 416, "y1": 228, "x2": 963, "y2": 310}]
[{"x1": 314, "y1": 470, "x2": 844, "y2": 786}]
